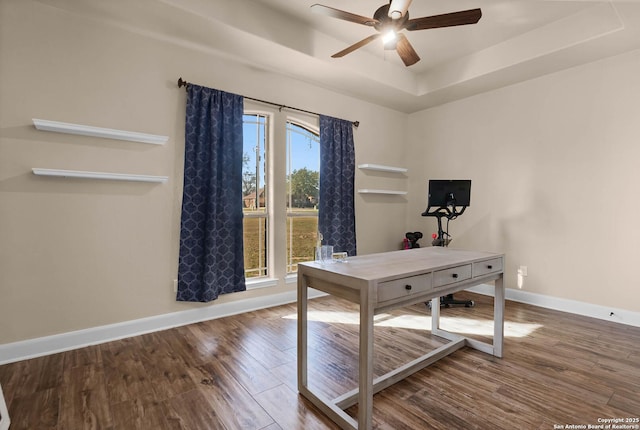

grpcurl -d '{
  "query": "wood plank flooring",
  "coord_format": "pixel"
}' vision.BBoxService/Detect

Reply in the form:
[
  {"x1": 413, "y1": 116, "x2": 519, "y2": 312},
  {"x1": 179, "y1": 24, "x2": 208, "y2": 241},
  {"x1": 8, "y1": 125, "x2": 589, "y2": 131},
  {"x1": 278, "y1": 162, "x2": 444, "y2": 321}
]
[{"x1": 1, "y1": 292, "x2": 639, "y2": 429}]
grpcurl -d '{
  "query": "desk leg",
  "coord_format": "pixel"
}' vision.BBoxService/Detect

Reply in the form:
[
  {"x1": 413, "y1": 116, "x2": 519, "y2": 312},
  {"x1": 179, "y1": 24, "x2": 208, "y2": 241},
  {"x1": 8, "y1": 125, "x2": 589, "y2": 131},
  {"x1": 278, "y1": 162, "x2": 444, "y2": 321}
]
[
  {"x1": 358, "y1": 287, "x2": 374, "y2": 429},
  {"x1": 431, "y1": 297, "x2": 455, "y2": 341},
  {"x1": 431, "y1": 297, "x2": 440, "y2": 333},
  {"x1": 494, "y1": 275, "x2": 505, "y2": 358},
  {"x1": 298, "y1": 275, "x2": 308, "y2": 391}
]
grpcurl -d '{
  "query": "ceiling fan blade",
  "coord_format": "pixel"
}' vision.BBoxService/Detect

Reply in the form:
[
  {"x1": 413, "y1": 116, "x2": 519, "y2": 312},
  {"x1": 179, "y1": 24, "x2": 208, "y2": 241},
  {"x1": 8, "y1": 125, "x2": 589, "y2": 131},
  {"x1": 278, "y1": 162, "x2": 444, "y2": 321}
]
[
  {"x1": 396, "y1": 33, "x2": 420, "y2": 66},
  {"x1": 405, "y1": 8, "x2": 481, "y2": 31},
  {"x1": 331, "y1": 34, "x2": 381, "y2": 58},
  {"x1": 311, "y1": 4, "x2": 378, "y2": 26}
]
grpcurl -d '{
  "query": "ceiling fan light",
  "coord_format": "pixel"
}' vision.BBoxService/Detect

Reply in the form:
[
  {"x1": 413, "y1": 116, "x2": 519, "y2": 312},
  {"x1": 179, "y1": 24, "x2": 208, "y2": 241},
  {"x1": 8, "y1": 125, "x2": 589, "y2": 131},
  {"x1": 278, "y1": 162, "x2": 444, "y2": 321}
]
[
  {"x1": 382, "y1": 30, "x2": 397, "y2": 44},
  {"x1": 383, "y1": 39, "x2": 398, "y2": 50}
]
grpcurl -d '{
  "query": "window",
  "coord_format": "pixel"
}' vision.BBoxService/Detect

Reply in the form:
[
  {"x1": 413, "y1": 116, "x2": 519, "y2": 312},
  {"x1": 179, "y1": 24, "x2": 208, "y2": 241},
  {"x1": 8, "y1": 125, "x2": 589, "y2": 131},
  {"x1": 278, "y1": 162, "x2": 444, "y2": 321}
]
[
  {"x1": 242, "y1": 114, "x2": 268, "y2": 278},
  {"x1": 242, "y1": 110, "x2": 320, "y2": 281},
  {"x1": 286, "y1": 121, "x2": 320, "y2": 273}
]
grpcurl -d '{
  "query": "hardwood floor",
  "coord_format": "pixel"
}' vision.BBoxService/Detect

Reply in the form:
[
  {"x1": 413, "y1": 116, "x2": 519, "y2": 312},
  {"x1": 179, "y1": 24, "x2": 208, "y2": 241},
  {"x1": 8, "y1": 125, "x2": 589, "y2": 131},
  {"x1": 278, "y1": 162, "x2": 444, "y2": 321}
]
[{"x1": 1, "y1": 292, "x2": 639, "y2": 429}]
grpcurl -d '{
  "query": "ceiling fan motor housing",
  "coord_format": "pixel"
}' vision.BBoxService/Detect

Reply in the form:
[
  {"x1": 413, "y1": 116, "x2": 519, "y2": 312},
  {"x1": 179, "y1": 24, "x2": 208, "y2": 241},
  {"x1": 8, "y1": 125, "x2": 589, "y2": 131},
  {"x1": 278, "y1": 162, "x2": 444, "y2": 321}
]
[{"x1": 373, "y1": 4, "x2": 409, "y2": 32}]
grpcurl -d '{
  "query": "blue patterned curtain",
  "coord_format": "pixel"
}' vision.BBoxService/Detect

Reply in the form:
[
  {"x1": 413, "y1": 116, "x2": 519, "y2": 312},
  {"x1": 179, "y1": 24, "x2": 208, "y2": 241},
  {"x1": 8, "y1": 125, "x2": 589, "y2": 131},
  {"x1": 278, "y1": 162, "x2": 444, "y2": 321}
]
[
  {"x1": 177, "y1": 84, "x2": 246, "y2": 302},
  {"x1": 318, "y1": 115, "x2": 357, "y2": 256}
]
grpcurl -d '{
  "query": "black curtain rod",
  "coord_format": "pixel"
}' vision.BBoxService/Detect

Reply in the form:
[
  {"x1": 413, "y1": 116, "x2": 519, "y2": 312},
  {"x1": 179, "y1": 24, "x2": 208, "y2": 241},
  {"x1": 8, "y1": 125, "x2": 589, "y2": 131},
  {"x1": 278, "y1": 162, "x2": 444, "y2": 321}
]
[{"x1": 177, "y1": 78, "x2": 359, "y2": 128}]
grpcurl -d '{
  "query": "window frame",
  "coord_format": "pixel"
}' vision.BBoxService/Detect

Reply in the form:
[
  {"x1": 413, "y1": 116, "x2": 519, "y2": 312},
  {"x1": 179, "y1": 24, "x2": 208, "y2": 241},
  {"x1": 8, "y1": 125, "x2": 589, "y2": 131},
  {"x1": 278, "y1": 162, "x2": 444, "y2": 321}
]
[
  {"x1": 243, "y1": 104, "x2": 319, "y2": 290},
  {"x1": 242, "y1": 111, "x2": 271, "y2": 284},
  {"x1": 285, "y1": 118, "x2": 320, "y2": 275}
]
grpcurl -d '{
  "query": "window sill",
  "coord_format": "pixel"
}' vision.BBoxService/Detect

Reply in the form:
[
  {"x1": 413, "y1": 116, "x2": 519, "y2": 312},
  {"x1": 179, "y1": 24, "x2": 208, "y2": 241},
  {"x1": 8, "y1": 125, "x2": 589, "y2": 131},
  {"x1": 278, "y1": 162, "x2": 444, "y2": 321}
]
[
  {"x1": 245, "y1": 274, "x2": 299, "y2": 290},
  {"x1": 246, "y1": 277, "x2": 278, "y2": 290}
]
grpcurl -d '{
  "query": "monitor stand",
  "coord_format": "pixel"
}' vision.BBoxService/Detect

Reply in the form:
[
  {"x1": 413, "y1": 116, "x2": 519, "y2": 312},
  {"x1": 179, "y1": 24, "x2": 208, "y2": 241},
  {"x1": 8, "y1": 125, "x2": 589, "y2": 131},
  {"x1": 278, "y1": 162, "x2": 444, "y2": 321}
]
[{"x1": 422, "y1": 206, "x2": 474, "y2": 309}]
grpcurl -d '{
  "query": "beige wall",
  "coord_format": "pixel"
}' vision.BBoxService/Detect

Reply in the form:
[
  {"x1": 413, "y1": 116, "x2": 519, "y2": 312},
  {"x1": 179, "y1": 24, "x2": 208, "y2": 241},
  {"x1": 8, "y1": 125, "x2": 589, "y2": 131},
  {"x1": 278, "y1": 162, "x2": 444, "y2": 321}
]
[
  {"x1": 0, "y1": 0, "x2": 408, "y2": 344},
  {"x1": 6, "y1": 0, "x2": 637, "y2": 346},
  {"x1": 406, "y1": 48, "x2": 640, "y2": 313}
]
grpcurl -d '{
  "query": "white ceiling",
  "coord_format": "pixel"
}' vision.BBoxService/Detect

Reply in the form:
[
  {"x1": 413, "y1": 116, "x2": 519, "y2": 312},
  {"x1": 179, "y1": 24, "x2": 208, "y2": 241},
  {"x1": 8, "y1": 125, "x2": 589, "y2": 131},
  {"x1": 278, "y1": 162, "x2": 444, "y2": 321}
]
[{"x1": 37, "y1": 0, "x2": 640, "y2": 112}]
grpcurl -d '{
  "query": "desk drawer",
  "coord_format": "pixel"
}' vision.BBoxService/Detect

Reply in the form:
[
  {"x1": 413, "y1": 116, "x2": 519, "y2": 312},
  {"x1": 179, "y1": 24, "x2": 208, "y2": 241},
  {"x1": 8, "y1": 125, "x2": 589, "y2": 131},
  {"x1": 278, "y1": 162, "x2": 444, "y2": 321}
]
[
  {"x1": 473, "y1": 257, "x2": 503, "y2": 277},
  {"x1": 433, "y1": 264, "x2": 472, "y2": 288},
  {"x1": 378, "y1": 273, "x2": 432, "y2": 303}
]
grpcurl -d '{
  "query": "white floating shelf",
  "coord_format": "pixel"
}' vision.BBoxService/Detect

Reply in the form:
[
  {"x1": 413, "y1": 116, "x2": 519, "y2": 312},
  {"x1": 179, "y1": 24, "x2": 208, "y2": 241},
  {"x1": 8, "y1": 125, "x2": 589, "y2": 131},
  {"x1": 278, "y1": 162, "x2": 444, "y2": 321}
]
[
  {"x1": 358, "y1": 164, "x2": 407, "y2": 173},
  {"x1": 358, "y1": 189, "x2": 407, "y2": 195},
  {"x1": 32, "y1": 168, "x2": 168, "y2": 183},
  {"x1": 32, "y1": 119, "x2": 168, "y2": 145}
]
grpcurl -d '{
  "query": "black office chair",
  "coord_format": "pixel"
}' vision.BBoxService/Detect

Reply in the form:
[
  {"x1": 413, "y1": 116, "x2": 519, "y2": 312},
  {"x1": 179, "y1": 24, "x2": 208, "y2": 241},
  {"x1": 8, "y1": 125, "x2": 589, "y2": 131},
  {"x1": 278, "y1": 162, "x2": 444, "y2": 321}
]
[{"x1": 429, "y1": 294, "x2": 475, "y2": 308}]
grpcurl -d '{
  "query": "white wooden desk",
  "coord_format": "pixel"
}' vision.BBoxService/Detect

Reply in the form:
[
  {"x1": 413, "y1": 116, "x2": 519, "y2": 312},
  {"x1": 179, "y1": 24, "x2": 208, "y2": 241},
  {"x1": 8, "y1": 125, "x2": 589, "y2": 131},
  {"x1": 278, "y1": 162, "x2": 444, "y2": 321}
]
[{"x1": 297, "y1": 247, "x2": 505, "y2": 430}]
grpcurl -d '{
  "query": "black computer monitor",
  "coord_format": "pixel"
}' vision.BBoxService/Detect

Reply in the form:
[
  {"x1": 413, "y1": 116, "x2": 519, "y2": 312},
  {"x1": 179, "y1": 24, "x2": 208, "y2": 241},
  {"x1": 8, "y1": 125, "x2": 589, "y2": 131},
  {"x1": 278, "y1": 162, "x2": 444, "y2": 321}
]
[{"x1": 428, "y1": 180, "x2": 471, "y2": 208}]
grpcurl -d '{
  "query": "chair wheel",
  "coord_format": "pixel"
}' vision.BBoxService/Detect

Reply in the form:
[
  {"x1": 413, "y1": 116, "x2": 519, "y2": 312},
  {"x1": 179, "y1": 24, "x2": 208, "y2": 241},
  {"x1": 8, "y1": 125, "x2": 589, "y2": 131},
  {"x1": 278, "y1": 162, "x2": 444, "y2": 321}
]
[{"x1": 465, "y1": 301, "x2": 475, "y2": 308}]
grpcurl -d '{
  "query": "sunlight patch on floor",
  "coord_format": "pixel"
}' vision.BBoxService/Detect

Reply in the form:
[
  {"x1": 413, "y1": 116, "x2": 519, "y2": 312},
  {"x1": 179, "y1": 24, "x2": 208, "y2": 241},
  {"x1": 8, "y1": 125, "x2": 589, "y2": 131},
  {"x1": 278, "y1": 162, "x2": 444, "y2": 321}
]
[{"x1": 284, "y1": 311, "x2": 543, "y2": 338}]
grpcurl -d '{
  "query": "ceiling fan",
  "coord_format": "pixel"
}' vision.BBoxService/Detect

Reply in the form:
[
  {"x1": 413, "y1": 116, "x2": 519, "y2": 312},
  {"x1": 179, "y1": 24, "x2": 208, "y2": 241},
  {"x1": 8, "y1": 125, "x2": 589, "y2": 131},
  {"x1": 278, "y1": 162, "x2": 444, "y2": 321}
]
[{"x1": 311, "y1": 0, "x2": 482, "y2": 67}]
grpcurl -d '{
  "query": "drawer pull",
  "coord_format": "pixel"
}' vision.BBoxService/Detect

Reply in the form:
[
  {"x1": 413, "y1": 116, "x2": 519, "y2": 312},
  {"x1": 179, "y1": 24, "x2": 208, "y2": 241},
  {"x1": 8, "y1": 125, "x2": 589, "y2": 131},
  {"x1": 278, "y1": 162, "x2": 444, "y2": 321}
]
[
  {"x1": 487, "y1": 265, "x2": 493, "y2": 269},
  {"x1": 452, "y1": 274, "x2": 458, "y2": 279},
  {"x1": 405, "y1": 284, "x2": 412, "y2": 291}
]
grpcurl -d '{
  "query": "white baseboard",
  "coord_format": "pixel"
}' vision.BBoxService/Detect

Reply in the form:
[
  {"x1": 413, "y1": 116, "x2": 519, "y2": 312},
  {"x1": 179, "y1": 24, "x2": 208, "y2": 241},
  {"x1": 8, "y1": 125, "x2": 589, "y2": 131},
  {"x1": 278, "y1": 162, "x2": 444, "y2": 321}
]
[
  {"x1": 467, "y1": 285, "x2": 640, "y2": 328},
  {"x1": 0, "y1": 288, "x2": 326, "y2": 365},
  {"x1": 3, "y1": 286, "x2": 638, "y2": 365}
]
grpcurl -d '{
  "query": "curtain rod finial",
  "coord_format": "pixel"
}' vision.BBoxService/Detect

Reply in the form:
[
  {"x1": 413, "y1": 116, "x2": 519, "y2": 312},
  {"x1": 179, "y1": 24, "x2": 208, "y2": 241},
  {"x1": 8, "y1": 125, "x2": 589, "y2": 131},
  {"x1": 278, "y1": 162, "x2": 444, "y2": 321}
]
[
  {"x1": 353, "y1": 121, "x2": 360, "y2": 128},
  {"x1": 178, "y1": 77, "x2": 188, "y2": 89}
]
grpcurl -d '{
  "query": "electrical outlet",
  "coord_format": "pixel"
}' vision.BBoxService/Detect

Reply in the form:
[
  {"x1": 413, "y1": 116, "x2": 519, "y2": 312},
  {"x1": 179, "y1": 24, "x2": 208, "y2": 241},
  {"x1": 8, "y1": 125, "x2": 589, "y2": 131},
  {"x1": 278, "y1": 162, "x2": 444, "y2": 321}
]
[
  {"x1": 173, "y1": 279, "x2": 178, "y2": 293},
  {"x1": 519, "y1": 265, "x2": 528, "y2": 276},
  {"x1": 517, "y1": 266, "x2": 528, "y2": 289}
]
